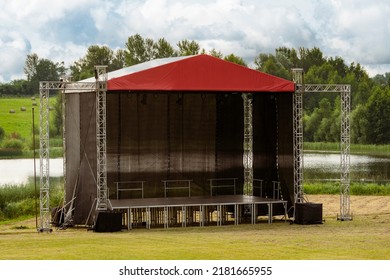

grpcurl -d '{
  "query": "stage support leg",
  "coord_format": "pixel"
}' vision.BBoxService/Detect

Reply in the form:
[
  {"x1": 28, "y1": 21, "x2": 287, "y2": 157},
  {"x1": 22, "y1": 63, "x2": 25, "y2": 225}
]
[
  {"x1": 127, "y1": 208, "x2": 131, "y2": 230},
  {"x1": 95, "y1": 66, "x2": 108, "y2": 211},
  {"x1": 291, "y1": 68, "x2": 305, "y2": 206},
  {"x1": 38, "y1": 82, "x2": 51, "y2": 232},
  {"x1": 243, "y1": 93, "x2": 253, "y2": 195},
  {"x1": 340, "y1": 87, "x2": 352, "y2": 221},
  {"x1": 234, "y1": 204, "x2": 239, "y2": 225},
  {"x1": 268, "y1": 203, "x2": 273, "y2": 224},
  {"x1": 199, "y1": 205, "x2": 204, "y2": 227}
]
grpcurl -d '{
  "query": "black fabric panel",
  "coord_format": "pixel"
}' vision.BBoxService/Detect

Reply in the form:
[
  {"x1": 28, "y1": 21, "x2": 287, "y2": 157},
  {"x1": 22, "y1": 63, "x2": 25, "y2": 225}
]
[
  {"x1": 107, "y1": 92, "x2": 169, "y2": 198},
  {"x1": 276, "y1": 93, "x2": 294, "y2": 207},
  {"x1": 215, "y1": 94, "x2": 244, "y2": 194},
  {"x1": 253, "y1": 92, "x2": 294, "y2": 208},
  {"x1": 252, "y1": 93, "x2": 278, "y2": 197},
  {"x1": 167, "y1": 93, "x2": 216, "y2": 196},
  {"x1": 105, "y1": 91, "x2": 244, "y2": 198},
  {"x1": 106, "y1": 92, "x2": 221, "y2": 198},
  {"x1": 64, "y1": 94, "x2": 80, "y2": 211},
  {"x1": 73, "y1": 91, "x2": 97, "y2": 225}
]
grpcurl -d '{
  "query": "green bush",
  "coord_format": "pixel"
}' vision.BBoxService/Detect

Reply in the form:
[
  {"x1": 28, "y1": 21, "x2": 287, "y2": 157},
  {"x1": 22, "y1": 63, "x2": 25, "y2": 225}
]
[
  {"x1": 3, "y1": 199, "x2": 36, "y2": 219},
  {"x1": 0, "y1": 179, "x2": 64, "y2": 221},
  {"x1": 304, "y1": 181, "x2": 390, "y2": 196},
  {"x1": 0, "y1": 138, "x2": 25, "y2": 156},
  {"x1": 2, "y1": 138, "x2": 24, "y2": 150},
  {"x1": 0, "y1": 126, "x2": 5, "y2": 141}
]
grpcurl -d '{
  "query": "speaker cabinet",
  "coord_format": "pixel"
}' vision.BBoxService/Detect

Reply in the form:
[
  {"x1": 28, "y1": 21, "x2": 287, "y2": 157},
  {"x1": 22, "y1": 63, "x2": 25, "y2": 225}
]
[
  {"x1": 94, "y1": 212, "x2": 122, "y2": 232},
  {"x1": 295, "y1": 203, "x2": 323, "y2": 225}
]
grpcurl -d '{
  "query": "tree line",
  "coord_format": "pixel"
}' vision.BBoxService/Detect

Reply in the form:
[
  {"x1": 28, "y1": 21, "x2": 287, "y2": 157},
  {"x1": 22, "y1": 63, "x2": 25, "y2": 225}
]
[{"x1": 1, "y1": 34, "x2": 389, "y2": 145}]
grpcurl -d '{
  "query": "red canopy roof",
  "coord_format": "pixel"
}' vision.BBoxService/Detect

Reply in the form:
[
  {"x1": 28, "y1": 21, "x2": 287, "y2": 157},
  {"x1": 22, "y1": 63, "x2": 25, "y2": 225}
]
[{"x1": 107, "y1": 54, "x2": 295, "y2": 92}]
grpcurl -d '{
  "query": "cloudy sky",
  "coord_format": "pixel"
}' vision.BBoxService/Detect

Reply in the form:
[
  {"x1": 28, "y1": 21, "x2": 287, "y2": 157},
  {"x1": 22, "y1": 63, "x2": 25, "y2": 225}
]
[{"x1": 1, "y1": 0, "x2": 389, "y2": 82}]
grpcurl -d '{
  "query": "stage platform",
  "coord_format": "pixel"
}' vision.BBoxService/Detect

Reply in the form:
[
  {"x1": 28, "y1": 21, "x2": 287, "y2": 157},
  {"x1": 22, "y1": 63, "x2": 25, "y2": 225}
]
[{"x1": 109, "y1": 195, "x2": 288, "y2": 230}]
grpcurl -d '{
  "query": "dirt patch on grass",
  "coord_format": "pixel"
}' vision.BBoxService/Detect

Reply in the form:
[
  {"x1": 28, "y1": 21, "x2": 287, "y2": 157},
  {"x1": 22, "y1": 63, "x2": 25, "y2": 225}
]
[{"x1": 307, "y1": 195, "x2": 390, "y2": 217}]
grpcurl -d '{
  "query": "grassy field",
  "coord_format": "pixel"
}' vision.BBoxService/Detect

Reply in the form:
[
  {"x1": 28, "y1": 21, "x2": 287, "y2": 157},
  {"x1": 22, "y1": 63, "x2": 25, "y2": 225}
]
[
  {"x1": 304, "y1": 181, "x2": 390, "y2": 196},
  {"x1": 0, "y1": 96, "x2": 62, "y2": 158},
  {"x1": 304, "y1": 142, "x2": 390, "y2": 157},
  {"x1": 0, "y1": 195, "x2": 389, "y2": 260},
  {"x1": 0, "y1": 97, "x2": 41, "y2": 140}
]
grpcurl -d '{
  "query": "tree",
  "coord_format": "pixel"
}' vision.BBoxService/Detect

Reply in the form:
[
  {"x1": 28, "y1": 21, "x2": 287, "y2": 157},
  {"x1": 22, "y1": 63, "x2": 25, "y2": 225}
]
[
  {"x1": 351, "y1": 104, "x2": 368, "y2": 144},
  {"x1": 71, "y1": 45, "x2": 115, "y2": 80},
  {"x1": 365, "y1": 86, "x2": 390, "y2": 144},
  {"x1": 124, "y1": 34, "x2": 178, "y2": 66},
  {"x1": 111, "y1": 49, "x2": 127, "y2": 70},
  {"x1": 208, "y1": 48, "x2": 223, "y2": 59},
  {"x1": 24, "y1": 53, "x2": 39, "y2": 82},
  {"x1": 304, "y1": 98, "x2": 334, "y2": 142},
  {"x1": 298, "y1": 47, "x2": 326, "y2": 72},
  {"x1": 224, "y1": 53, "x2": 247, "y2": 66},
  {"x1": 177, "y1": 39, "x2": 200, "y2": 56},
  {"x1": 52, "y1": 92, "x2": 63, "y2": 137},
  {"x1": 24, "y1": 53, "x2": 62, "y2": 94},
  {"x1": 155, "y1": 38, "x2": 177, "y2": 59},
  {"x1": 254, "y1": 53, "x2": 290, "y2": 79},
  {"x1": 125, "y1": 34, "x2": 156, "y2": 66},
  {"x1": 372, "y1": 73, "x2": 390, "y2": 87}
]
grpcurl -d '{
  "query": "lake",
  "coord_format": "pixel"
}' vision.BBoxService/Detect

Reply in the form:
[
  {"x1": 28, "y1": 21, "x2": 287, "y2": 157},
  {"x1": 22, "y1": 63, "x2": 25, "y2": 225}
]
[
  {"x1": 0, "y1": 153, "x2": 390, "y2": 186},
  {"x1": 0, "y1": 158, "x2": 63, "y2": 185},
  {"x1": 304, "y1": 153, "x2": 390, "y2": 182}
]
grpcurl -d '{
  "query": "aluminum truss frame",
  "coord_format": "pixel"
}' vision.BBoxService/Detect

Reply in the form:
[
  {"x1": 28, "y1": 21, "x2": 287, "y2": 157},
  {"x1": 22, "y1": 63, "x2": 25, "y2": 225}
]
[
  {"x1": 95, "y1": 66, "x2": 108, "y2": 211},
  {"x1": 291, "y1": 69, "x2": 305, "y2": 205},
  {"x1": 60, "y1": 76, "x2": 72, "y2": 213},
  {"x1": 38, "y1": 76, "x2": 100, "y2": 231},
  {"x1": 340, "y1": 88, "x2": 351, "y2": 220},
  {"x1": 243, "y1": 93, "x2": 253, "y2": 195},
  {"x1": 38, "y1": 81, "x2": 51, "y2": 232},
  {"x1": 291, "y1": 77, "x2": 352, "y2": 221}
]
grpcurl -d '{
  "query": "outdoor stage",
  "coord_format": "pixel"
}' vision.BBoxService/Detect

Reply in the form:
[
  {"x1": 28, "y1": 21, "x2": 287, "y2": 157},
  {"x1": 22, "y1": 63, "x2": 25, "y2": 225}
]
[{"x1": 109, "y1": 195, "x2": 288, "y2": 230}]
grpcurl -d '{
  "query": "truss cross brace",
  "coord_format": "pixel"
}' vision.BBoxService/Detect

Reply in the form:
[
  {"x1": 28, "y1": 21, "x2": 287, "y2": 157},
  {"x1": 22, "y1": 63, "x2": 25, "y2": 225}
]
[
  {"x1": 95, "y1": 66, "x2": 108, "y2": 211},
  {"x1": 38, "y1": 79, "x2": 98, "y2": 231},
  {"x1": 291, "y1": 73, "x2": 352, "y2": 221},
  {"x1": 243, "y1": 93, "x2": 253, "y2": 195}
]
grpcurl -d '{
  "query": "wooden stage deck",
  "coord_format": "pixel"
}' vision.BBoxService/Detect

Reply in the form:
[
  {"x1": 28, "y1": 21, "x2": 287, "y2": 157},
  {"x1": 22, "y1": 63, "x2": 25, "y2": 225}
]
[{"x1": 109, "y1": 195, "x2": 288, "y2": 229}]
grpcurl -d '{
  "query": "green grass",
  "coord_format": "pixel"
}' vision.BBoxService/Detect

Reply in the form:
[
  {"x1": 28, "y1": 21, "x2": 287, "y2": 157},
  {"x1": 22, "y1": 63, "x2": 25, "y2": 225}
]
[
  {"x1": 304, "y1": 181, "x2": 390, "y2": 196},
  {"x1": 304, "y1": 142, "x2": 390, "y2": 157},
  {"x1": 0, "y1": 178, "x2": 64, "y2": 221},
  {"x1": 0, "y1": 97, "x2": 41, "y2": 140},
  {"x1": 0, "y1": 96, "x2": 62, "y2": 158},
  {"x1": 0, "y1": 213, "x2": 389, "y2": 260}
]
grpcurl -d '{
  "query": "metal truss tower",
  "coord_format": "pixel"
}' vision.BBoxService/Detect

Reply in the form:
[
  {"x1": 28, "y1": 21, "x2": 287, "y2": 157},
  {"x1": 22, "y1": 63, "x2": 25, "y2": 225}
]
[
  {"x1": 38, "y1": 81, "x2": 51, "y2": 232},
  {"x1": 302, "y1": 84, "x2": 352, "y2": 221},
  {"x1": 61, "y1": 76, "x2": 71, "y2": 209},
  {"x1": 95, "y1": 66, "x2": 108, "y2": 211},
  {"x1": 243, "y1": 93, "x2": 253, "y2": 195},
  {"x1": 38, "y1": 79, "x2": 97, "y2": 231},
  {"x1": 340, "y1": 86, "x2": 352, "y2": 220},
  {"x1": 291, "y1": 69, "x2": 305, "y2": 204}
]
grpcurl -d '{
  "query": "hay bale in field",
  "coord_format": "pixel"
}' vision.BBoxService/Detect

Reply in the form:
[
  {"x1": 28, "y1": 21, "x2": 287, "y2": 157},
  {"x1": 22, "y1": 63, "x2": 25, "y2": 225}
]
[
  {"x1": 32, "y1": 102, "x2": 37, "y2": 106},
  {"x1": 9, "y1": 109, "x2": 16, "y2": 113},
  {"x1": 20, "y1": 107, "x2": 26, "y2": 111}
]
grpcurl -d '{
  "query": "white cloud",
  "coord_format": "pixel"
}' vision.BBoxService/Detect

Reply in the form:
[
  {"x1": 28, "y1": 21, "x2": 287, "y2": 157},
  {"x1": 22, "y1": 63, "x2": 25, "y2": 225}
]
[{"x1": 1, "y1": 0, "x2": 390, "y2": 82}]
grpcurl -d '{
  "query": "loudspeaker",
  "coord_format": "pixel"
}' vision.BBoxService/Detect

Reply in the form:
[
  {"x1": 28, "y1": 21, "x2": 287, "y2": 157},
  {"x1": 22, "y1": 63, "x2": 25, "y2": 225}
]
[
  {"x1": 94, "y1": 212, "x2": 122, "y2": 232},
  {"x1": 295, "y1": 203, "x2": 323, "y2": 225}
]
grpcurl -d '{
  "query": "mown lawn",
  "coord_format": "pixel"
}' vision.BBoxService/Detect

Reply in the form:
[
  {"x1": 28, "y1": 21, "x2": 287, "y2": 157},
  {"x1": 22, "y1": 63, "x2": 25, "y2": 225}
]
[
  {"x1": 0, "y1": 212, "x2": 389, "y2": 260},
  {"x1": 0, "y1": 97, "x2": 41, "y2": 140}
]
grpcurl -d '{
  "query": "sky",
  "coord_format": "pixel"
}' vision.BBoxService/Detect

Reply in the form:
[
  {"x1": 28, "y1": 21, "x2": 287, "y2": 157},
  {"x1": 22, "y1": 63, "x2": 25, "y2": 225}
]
[{"x1": 1, "y1": 0, "x2": 390, "y2": 82}]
